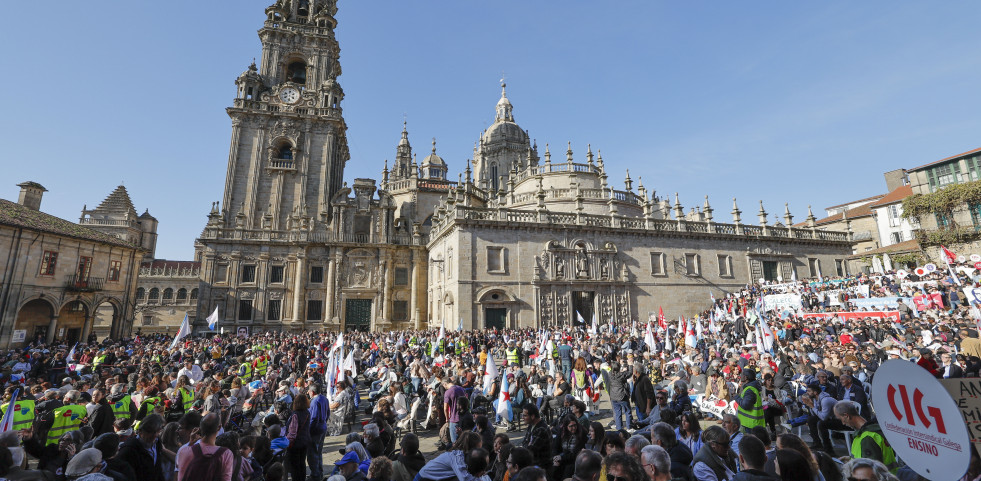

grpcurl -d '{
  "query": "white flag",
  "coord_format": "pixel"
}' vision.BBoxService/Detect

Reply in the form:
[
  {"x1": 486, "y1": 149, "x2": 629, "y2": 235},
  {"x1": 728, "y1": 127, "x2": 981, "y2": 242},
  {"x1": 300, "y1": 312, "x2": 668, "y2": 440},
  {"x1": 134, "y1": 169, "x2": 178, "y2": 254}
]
[
  {"x1": 644, "y1": 323, "x2": 656, "y2": 352},
  {"x1": 206, "y1": 306, "x2": 219, "y2": 330},
  {"x1": 342, "y1": 349, "x2": 357, "y2": 378},
  {"x1": 761, "y1": 321, "x2": 775, "y2": 351},
  {"x1": 170, "y1": 314, "x2": 191, "y2": 350},
  {"x1": 483, "y1": 353, "x2": 498, "y2": 394}
]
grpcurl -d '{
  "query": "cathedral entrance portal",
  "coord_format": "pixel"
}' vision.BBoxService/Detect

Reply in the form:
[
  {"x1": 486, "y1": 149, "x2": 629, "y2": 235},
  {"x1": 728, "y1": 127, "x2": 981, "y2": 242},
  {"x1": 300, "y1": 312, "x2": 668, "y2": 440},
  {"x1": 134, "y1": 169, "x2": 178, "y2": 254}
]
[
  {"x1": 572, "y1": 291, "x2": 595, "y2": 327},
  {"x1": 344, "y1": 299, "x2": 372, "y2": 332},
  {"x1": 485, "y1": 308, "x2": 507, "y2": 330}
]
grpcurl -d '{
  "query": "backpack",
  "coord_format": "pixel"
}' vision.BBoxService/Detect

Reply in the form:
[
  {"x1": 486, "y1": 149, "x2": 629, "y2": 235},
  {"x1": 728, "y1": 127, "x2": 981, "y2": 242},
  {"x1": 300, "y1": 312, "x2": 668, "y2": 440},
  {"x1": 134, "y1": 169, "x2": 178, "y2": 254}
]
[{"x1": 180, "y1": 444, "x2": 229, "y2": 481}]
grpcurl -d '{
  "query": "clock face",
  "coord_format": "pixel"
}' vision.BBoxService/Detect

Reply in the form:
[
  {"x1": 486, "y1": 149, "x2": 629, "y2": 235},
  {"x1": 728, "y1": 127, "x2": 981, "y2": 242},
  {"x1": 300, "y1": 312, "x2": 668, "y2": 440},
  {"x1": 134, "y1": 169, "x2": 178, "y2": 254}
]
[{"x1": 280, "y1": 87, "x2": 300, "y2": 104}]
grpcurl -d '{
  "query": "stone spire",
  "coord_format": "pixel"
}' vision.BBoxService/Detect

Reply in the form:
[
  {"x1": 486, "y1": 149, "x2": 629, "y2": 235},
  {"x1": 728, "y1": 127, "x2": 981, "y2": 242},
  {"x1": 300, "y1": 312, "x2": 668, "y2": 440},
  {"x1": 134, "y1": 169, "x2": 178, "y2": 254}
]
[
  {"x1": 624, "y1": 170, "x2": 633, "y2": 193},
  {"x1": 806, "y1": 205, "x2": 817, "y2": 228},
  {"x1": 703, "y1": 196, "x2": 713, "y2": 222},
  {"x1": 382, "y1": 159, "x2": 389, "y2": 187},
  {"x1": 587, "y1": 144, "x2": 594, "y2": 168},
  {"x1": 544, "y1": 143, "x2": 551, "y2": 165},
  {"x1": 566, "y1": 142, "x2": 574, "y2": 163},
  {"x1": 758, "y1": 200, "x2": 768, "y2": 226},
  {"x1": 732, "y1": 198, "x2": 742, "y2": 224},
  {"x1": 674, "y1": 193, "x2": 684, "y2": 220},
  {"x1": 495, "y1": 81, "x2": 514, "y2": 122},
  {"x1": 465, "y1": 159, "x2": 472, "y2": 183},
  {"x1": 784, "y1": 203, "x2": 794, "y2": 226},
  {"x1": 597, "y1": 150, "x2": 608, "y2": 190}
]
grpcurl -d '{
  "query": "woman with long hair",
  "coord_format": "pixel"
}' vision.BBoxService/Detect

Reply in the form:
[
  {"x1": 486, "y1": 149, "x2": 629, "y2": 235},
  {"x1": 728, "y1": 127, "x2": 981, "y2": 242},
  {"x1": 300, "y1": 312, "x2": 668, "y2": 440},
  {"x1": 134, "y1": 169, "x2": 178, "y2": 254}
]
[
  {"x1": 675, "y1": 410, "x2": 703, "y2": 455},
  {"x1": 570, "y1": 357, "x2": 592, "y2": 411},
  {"x1": 285, "y1": 394, "x2": 311, "y2": 481},
  {"x1": 584, "y1": 421, "x2": 605, "y2": 452},
  {"x1": 552, "y1": 414, "x2": 586, "y2": 480},
  {"x1": 775, "y1": 449, "x2": 814, "y2": 481}
]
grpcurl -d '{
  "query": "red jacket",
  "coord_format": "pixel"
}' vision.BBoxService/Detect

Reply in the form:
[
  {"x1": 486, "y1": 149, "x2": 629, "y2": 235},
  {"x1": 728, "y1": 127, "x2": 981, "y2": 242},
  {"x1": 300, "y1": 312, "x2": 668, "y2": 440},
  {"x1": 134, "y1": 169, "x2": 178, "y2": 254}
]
[{"x1": 917, "y1": 357, "x2": 942, "y2": 378}]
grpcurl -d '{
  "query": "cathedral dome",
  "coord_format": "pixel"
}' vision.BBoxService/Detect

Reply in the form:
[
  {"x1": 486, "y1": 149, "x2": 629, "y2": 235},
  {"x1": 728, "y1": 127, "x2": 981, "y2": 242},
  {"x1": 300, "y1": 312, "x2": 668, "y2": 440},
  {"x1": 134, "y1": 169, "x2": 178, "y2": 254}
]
[
  {"x1": 482, "y1": 121, "x2": 528, "y2": 146},
  {"x1": 423, "y1": 152, "x2": 445, "y2": 167}
]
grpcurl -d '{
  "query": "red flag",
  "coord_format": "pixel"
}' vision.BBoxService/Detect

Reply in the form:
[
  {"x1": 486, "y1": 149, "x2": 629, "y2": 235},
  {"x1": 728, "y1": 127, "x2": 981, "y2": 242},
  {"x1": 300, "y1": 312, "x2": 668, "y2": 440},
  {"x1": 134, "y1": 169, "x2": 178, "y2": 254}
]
[
  {"x1": 941, "y1": 245, "x2": 957, "y2": 264},
  {"x1": 657, "y1": 307, "x2": 666, "y2": 330}
]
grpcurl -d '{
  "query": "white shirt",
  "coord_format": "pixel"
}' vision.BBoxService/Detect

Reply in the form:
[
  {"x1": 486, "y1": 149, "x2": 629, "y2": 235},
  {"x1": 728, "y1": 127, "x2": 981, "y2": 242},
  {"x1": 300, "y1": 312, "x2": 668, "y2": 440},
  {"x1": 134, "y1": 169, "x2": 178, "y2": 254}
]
[{"x1": 178, "y1": 365, "x2": 203, "y2": 383}]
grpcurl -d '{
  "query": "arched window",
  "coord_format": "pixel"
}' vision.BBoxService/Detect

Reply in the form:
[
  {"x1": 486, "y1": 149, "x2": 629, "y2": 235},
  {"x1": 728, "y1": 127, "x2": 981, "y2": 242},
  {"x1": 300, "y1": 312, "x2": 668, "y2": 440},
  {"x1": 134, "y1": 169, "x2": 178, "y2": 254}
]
[
  {"x1": 287, "y1": 61, "x2": 307, "y2": 85},
  {"x1": 163, "y1": 288, "x2": 174, "y2": 301},
  {"x1": 136, "y1": 288, "x2": 145, "y2": 300},
  {"x1": 190, "y1": 288, "x2": 199, "y2": 301},
  {"x1": 490, "y1": 164, "x2": 499, "y2": 191},
  {"x1": 277, "y1": 144, "x2": 293, "y2": 160},
  {"x1": 176, "y1": 288, "x2": 188, "y2": 303},
  {"x1": 148, "y1": 288, "x2": 159, "y2": 303}
]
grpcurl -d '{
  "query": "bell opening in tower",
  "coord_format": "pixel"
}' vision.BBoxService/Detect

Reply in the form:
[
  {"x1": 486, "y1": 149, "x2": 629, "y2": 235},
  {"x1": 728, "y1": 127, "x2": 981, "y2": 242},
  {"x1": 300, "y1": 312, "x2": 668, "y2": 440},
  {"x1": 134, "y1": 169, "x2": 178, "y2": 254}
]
[{"x1": 287, "y1": 61, "x2": 307, "y2": 85}]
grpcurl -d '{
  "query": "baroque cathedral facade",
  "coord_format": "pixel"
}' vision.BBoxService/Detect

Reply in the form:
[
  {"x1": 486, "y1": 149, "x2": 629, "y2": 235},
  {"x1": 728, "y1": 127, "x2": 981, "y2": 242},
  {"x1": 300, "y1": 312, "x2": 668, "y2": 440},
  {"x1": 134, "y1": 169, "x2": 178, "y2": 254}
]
[{"x1": 192, "y1": 0, "x2": 854, "y2": 333}]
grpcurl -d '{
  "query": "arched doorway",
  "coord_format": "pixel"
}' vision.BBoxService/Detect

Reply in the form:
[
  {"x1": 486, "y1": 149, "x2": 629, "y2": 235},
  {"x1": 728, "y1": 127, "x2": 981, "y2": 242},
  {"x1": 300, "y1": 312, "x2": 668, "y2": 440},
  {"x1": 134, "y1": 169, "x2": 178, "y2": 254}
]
[
  {"x1": 477, "y1": 289, "x2": 515, "y2": 330},
  {"x1": 93, "y1": 299, "x2": 121, "y2": 343},
  {"x1": 13, "y1": 299, "x2": 55, "y2": 346},
  {"x1": 56, "y1": 300, "x2": 88, "y2": 345}
]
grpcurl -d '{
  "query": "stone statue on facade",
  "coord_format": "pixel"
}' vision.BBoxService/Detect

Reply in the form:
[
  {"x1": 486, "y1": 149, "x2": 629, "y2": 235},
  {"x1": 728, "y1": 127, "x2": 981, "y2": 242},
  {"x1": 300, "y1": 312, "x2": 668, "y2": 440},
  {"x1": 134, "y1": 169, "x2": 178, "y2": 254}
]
[{"x1": 576, "y1": 246, "x2": 589, "y2": 278}]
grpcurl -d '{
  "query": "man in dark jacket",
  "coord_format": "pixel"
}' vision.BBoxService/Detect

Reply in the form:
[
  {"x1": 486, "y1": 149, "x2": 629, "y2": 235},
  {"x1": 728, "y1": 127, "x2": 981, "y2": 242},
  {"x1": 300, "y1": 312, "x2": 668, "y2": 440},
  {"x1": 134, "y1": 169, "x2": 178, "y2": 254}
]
[
  {"x1": 116, "y1": 414, "x2": 165, "y2": 481},
  {"x1": 605, "y1": 361, "x2": 633, "y2": 431},
  {"x1": 520, "y1": 404, "x2": 551, "y2": 470},
  {"x1": 631, "y1": 362, "x2": 655, "y2": 422},
  {"x1": 88, "y1": 389, "x2": 115, "y2": 436},
  {"x1": 733, "y1": 435, "x2": 777, "y2": 481}
]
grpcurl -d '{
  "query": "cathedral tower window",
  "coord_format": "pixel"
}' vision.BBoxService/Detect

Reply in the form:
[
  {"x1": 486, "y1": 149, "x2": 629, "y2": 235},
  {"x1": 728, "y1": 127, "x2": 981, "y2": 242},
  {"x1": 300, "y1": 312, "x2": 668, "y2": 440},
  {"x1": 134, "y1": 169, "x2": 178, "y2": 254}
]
[
  {"x1": 190, "y1": 288, "x2": 198, "y2": 301},
  {"x1": 277, "y1": 144, "x2": 294, "y2": 160},
  {"x1": 286, "y1": 61, "x2": 307, "y2": 85},
  {"x1": 136, "y1": 288, "x2": 145, "y2": 301},
  {"x1": 163, "y1": 288, "x2": 174, "y2": 302},
  {"x1": 148, "y1": 288, "x2": 160, "y2": 303},
  {"x1": 490, "y1": 164, "x2": 499, "y2": 191},
  {"x1": 176, "y1": 288, "x2": 188, "y2": 303}
]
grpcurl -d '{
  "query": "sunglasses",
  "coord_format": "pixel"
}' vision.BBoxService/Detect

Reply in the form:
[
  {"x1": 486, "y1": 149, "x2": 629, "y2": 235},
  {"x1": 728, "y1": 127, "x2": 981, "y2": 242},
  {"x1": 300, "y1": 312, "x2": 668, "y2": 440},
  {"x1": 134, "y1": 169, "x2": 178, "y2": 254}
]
[{"x1": 610, "y1": 476, "x2": 630, "y2": 481}]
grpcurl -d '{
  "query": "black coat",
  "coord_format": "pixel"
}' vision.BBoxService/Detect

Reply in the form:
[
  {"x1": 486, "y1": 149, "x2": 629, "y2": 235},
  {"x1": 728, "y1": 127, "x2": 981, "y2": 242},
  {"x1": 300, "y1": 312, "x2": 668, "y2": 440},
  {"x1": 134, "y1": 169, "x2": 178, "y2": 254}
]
[
  {"x1": 631, "y1": 373, "x2": 655, "y2": 414},
  {"x1": 89, "y1": 400, "x2": 115, "y2": 436},
  {"x1": 116, "y1": 436, "x2": 165, "y2": 481}
]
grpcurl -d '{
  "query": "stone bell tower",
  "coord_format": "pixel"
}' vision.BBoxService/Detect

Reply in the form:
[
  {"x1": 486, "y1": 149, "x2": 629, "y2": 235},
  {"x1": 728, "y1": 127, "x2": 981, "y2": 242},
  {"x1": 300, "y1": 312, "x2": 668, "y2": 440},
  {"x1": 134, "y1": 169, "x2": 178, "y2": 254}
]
[{"x1": 220, "y1": 0, "x2": 350, "y2": 232}]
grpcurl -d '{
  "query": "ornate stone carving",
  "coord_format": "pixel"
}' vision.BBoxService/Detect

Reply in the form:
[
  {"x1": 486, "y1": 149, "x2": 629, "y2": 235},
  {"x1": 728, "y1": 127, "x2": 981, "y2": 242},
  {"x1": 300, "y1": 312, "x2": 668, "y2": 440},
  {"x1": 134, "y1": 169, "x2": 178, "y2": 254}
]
[
  {"x1": 555, "y1": 257, "x2": 566, "y2": 279},
  {"x1": 576, "y1": 245, "x2": 589, "y2": 278},
  {"x1": 556, "y1": 294, "x2": 569, "y2": 323},
  {"x1": 540, "y1": 293, "x2": 552, "y2": 324},
  {"x1": 345, "y1": 250, "x2": 377, "y2": 288},
  {"x1": 616, "y1": 293, "x2": 629, "y2": 320},
  {"x1": 269, "y1": 291, "x2": 284, "y2": 300},
  {"x1": 240, "y1": 291, "x2": 255, "y2": 300},
  {"x1": 599, "y1": 294, "x2": 612, "y2": 321},
  {"x1": 600, "y1": 258, "x2": 609, "y2": 279}
]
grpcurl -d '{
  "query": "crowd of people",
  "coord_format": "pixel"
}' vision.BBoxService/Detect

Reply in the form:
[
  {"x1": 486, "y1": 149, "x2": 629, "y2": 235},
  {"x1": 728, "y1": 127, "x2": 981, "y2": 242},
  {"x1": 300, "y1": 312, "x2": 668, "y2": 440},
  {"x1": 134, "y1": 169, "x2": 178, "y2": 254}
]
[{"x1": 0, "y1": 261, "x2": 980, "y2": 481}]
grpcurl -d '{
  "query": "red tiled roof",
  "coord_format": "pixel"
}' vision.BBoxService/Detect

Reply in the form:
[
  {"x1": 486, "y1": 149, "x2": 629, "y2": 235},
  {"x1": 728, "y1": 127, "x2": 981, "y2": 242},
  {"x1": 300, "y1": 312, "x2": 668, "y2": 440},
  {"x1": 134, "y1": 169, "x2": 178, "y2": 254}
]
[
  {"x1": 868, "y1": 185, "x2": 913, "y2": 208},
  {"x1": 814, "y1": 202, "x2": 875, "y2": 225},
  {"x1": 908, "y1": 146, "x2": 981, "y2": 172},
  {"x1": 824, "y1": 194, "x2": 885, "y2": 210},
  {"x1": 847, "y1": 239, "x2": 920, "y2": 258}
]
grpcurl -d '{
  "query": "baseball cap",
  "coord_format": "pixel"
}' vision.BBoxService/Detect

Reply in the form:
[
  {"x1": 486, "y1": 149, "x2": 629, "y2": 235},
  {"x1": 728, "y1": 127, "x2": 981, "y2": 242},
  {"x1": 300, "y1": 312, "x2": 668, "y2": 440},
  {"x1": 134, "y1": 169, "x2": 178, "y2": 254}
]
[{"x1": 334, "y1": 451, "x2": 360, "y2": 466}]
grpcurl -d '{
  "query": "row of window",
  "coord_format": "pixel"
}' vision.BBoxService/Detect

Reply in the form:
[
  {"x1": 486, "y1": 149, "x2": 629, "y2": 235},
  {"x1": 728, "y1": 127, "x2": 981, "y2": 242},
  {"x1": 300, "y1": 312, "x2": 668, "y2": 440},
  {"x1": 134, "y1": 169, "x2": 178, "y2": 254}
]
[
  {"x1": 38, "y1": 251, "x2": 122, "y2": 281},
  {"x1": 136, "y1": 287, "x2": 198, "y2": 303},
  {"x1": 234, "y1": 264, "x2": 411, "y2": 286},
  {"x1": 650, "y1": 253, "x2": 734, "y2": 278},
  {"x1": 927, "y1": 156, "x2": 981, "y2": 192},
  {"x1": 235, "y1": 299, "x2": 409, "y2": 321}
]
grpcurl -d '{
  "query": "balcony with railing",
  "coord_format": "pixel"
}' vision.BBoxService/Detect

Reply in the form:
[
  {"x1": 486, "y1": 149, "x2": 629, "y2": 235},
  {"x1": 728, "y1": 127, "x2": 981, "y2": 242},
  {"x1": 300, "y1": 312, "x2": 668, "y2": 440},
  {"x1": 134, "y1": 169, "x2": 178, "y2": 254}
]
[{"x1": 64, "y1": 275, "x2": 104, "y2": 292}]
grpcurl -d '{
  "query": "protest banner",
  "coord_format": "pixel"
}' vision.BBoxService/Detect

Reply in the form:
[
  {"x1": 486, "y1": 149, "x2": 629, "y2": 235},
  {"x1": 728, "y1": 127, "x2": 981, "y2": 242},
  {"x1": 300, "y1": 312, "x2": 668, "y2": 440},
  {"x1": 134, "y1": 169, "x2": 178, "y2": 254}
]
[
  {"x1": 800, "y1": 311, "x2": 901, "y2": 322},
  {"x1": 872, "y1": 360, "x2": 970, "y2": 480},
  {"x1": 940, "y1": 379, "x2": 981, "y2": 451},
  {"x1": 963, "y1": 287, "x2": 981, "y2": 306},
  {"x1": 762, "y1": 293, "x2": 802, "y2": 312},
  {"x1": 850, "y1": 297, "x2": 918, "y2": 315}
]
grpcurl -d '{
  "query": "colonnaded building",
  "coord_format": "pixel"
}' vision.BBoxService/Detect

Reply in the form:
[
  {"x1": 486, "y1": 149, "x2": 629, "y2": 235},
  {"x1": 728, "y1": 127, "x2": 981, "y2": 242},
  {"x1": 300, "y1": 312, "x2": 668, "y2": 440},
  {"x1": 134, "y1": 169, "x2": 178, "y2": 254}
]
[{"x1": 188, "y1": 0, "x2": 853, "y2": 334}]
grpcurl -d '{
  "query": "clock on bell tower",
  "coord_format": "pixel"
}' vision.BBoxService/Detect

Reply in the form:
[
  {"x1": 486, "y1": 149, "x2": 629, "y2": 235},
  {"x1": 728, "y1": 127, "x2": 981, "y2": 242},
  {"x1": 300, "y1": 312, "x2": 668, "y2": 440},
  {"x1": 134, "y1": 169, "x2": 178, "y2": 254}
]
[{"x1": 221, "y1": 0, "x2": 349, "y2": 232}]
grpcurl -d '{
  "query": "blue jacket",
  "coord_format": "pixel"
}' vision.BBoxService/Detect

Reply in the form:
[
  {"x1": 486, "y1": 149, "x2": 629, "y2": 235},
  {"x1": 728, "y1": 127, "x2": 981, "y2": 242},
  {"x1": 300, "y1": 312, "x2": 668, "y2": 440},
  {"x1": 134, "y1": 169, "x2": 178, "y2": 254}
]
[{"x1": 308, "y1": 394, "x2": 330, "y2": 434}]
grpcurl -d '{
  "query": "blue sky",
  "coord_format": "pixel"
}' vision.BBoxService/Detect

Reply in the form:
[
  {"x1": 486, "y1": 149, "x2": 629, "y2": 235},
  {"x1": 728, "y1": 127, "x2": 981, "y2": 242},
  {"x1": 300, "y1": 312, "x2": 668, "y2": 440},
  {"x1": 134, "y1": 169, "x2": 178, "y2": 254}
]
[{"x1": 3, "y1": 1, "x2": 981, "y2": 260}]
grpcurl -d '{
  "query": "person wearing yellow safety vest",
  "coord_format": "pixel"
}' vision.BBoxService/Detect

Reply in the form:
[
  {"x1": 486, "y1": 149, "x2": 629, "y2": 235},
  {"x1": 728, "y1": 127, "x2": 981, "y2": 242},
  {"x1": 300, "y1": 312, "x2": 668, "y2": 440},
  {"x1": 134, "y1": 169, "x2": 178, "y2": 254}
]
[
  {"x1": 734, "y1": 368, "x2": 765, "y2": 433},
  {"x1": 44, "y1": 390, "x2": 87, "y2": 446},
  {"x1": 0, "y1": 389, "x2": 34, "y2": 432},
  {"x1": 135, "y1": 387, "x2": 164, "y2": 431},
  {"x1": 239, "y1": 356, "x2": 254, "y2": 380},
  {"x1": 92, "y1": 350, "x2": 109, "y2": 370},
  {"x1": 505, "y1": 341, "x2": 521, "y2": 368},
  {"x1": 254, "y1": 352, "x2": 269, "y2": 378},
  {"x1": 109, "y1": 384, "x2": 136, "y2": 421},
  {"x1": 175, "y1": 376, "x2": 195, "y2": 412},
  {"x1": 834, "y1": 400, "x2": 898, "y2": 471}
]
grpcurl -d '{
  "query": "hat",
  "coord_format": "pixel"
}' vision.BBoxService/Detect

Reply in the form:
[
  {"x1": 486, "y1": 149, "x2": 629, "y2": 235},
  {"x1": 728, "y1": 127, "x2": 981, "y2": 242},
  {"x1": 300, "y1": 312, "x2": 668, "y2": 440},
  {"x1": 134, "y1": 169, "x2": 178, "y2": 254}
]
[
  {"x1": 65, "y1": 448, "x2": 102, "y2": 477},
  {"x1": 334, "y1": 451, "x2": 360, "y2": 466}
]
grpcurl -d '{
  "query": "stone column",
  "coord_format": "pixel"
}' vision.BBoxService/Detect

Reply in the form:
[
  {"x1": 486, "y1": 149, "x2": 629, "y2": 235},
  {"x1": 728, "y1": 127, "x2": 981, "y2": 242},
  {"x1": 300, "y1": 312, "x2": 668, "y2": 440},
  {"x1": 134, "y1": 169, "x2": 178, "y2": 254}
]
[
  {"x1": 410, "y1": 251, "x2": 421, "y2": 329},
  {"x1": 46, "y1": 316, "x2": 58, "y2": 344},
  {"x1": 324, "y1": 254, "x2": 337, "y2": 324},
  {"x1": 383, "y1": 253, "x2": 393, "y2": 321},
  {"x1": 80, "y1": 314, "x2": 93, "y2": 345},
  {"x1": 293, "y1": 253, "x2": 306, "y2": 323}
]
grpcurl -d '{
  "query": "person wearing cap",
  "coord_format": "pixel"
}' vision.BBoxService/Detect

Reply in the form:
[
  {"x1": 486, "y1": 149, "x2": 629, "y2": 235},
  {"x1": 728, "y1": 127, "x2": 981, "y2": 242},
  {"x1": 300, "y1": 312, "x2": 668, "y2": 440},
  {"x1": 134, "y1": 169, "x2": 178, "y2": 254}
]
[
  {"x1": 334, "y1": 450, "x2": 365, "y2": 481},
  {"x1": 65, "y1": 447, "x2": 105, "y2": 480},
  {"x1": 734, "y1": 368, "x2": 764, "y2": 433},
  {"x1": 802, "y1": 383, "x2": 837, "y2": 455}
]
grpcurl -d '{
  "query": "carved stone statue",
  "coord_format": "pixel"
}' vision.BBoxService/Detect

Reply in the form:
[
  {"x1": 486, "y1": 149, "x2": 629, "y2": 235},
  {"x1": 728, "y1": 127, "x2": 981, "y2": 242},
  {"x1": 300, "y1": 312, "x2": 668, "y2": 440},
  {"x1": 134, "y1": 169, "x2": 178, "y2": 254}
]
[
  {"x1": 540, "y1": 294, "x2": 552, "y2": 323},
  {"x1": 555, "y1": 257, "x2": 566, "y2": 278},
  {"x1": 576, "y1": 246, "x2": 589, "y2": 277},
  {"x1": 556, "y1": 295, "x2": 569, "y2": 323},
  {"x1": 600, "y1": 258, "x2": 609, "y2": 279}
]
